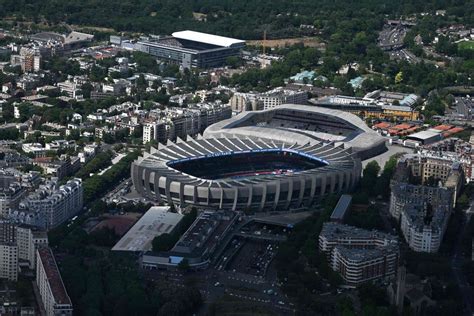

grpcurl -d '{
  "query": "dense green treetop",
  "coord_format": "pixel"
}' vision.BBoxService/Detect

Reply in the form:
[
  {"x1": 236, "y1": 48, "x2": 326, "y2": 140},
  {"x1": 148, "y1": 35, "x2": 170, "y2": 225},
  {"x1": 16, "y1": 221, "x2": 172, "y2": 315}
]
[{"x1": 0, "y1": 0, "x2": 471, "y2": 39}]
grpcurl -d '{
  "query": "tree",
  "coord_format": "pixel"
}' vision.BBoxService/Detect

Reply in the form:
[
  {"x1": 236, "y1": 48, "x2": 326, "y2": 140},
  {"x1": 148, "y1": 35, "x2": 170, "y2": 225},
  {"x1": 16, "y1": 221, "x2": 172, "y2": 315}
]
[
  {"x1": 152, "y1": 233, "x2": 178, "y2": 252},
  {"x1": 225, "y1": 56, "x2": 242, "y2": 69},
  {"x1": 136, "y1": 74, "x2": 147, "y2": 91},
  {"x1": 360, "y1": 161, "x2": 380, "y2": 195},
  {"x1": 191, "y1": 95, "x2": 201, "y2": 103},
  {"x1": 178, "y1": 258, "x2": 190, "y2": 271},
  {"x1": 395, "y1": 71, "x2": 403, "y2": 84}
]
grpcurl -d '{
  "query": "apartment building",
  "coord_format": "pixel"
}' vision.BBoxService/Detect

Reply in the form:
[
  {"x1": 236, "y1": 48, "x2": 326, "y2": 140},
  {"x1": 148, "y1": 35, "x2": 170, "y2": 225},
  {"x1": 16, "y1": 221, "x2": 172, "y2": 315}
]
[
  {"x1": 0, "y1": 174, "x2": 26, "y2": 218},
  {"x1": 229, "y1": 92, "x2": 263, "y2": 112},
  {"x1": 0, "y1": 223, "x2": 48, "y2": 276},
  {"x1": 319, "y1": 222, "x2": 399, "y2": 285},
  {"x1": 0, "y1": 222, "x2": 17, "y2": 281},
  {"x1": 400, "y1": 203, "x2": 450, "y2": 253},
  {"x1": 20, "y1": 179, "x2": 83, "y2": 230},
  {"x1": 389, "y1": 153, "x2": 462, "y2": 253},
  {"x1": 259, "y1": 88, "x2": 308, "y2": 110},
  {"x1": 16, "y1": 225, "x2": 48, "y2": 269},
  {"x1": 0, "y1": 242, "x2": 17, "y2": 281},
  {"x1": 36, "y1": 247, "x2": 73, "y2": 316},
  {"x1": 142, "y1": 103, "x2": 231, "y2": 144}
]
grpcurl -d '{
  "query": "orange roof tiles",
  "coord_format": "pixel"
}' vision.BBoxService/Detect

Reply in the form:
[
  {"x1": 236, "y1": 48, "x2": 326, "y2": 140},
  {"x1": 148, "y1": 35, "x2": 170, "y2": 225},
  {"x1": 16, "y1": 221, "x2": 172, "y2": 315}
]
[
  {"x1": 373, "y1": 122, "x2": 391, "y2": 129},
  {"x1": 433, "y1": 124, "x2": 452, "y2": 131},
  {"x1": 392, "y1": 123, "x2": 413, "y2": 130}
]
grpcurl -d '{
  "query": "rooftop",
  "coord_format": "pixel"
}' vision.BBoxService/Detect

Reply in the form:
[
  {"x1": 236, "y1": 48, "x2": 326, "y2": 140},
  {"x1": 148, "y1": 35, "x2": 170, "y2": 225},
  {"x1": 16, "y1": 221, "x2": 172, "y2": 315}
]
[
  {"x1": 407, "y1": 130, "x2": 442, "y2": 141},
  {"x1": 330, "y1": 194, "x2": 352, "y2": 221},
  {"x1": 320, "y1": 222, "x2": 397, "y2": 243},
  {"x1": 172, "y1": 210, "x2": 236, "y2": 256},
  {"x1": 335, "y1": 243, "x2": 398, "y2": 262},
  {"x1": 112, "y1": 206, "x2": 183, "y2": 252},
  {"x1": 37, "y1": 247, "x2": 72, "y2": 306},
  {"x1": 171, "y1": 30, "x2": 245, "y2": 48}
]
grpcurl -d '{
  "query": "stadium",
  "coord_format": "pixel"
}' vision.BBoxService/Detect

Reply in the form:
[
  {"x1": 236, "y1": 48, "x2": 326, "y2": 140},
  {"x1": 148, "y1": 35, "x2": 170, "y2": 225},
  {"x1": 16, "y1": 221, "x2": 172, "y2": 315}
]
[
  {"x1": 136, "y1": 30, "x2": 245, "y2": 69},
  {"x1": 132, "y1": 105, "x2": 386, "y2": 212}
]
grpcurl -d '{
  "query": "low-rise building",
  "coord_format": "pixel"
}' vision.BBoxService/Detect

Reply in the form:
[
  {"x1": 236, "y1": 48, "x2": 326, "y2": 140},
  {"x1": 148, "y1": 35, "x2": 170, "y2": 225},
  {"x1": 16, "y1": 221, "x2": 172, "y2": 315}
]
[
  {"x1": 141, "y1": 210, "x2": 238, "y2": 270},
  {"x1": 57, "y1": 81, "x2": 82, "y2": 99},
  {"x1": 312, "y1": 95, "x2": 420, "y2": 121},
  {"x1": 330, "y1": 194, "x2": 352, "y2": 222},
  {"x1": 112, "y1": 206, "x2": 183, "y2": 252}
]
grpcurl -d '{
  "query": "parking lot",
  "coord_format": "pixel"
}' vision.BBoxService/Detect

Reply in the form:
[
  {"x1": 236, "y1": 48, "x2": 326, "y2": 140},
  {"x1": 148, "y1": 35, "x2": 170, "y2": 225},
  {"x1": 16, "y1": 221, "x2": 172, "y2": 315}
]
[{"x1": 226, "y1": 240, "x2": 278, "y2": 277}]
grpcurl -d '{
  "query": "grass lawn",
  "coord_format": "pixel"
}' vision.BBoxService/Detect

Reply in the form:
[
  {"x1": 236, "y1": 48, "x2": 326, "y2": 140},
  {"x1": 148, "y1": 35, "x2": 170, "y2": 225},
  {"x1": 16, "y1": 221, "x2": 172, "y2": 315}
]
[{"x1": 458, "y1": 40, "x2": 474, "y2": 50}]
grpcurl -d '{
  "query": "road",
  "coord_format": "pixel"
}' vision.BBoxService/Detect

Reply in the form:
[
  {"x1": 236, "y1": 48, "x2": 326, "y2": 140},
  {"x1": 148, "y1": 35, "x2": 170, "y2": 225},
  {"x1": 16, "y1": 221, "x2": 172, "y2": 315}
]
[
  {"x1": 143, "y1": 268, "x2": 295, "y2": 315},
  {"x1": 451, "y1": 201, "x2": 474, "y2": 315},
  {"x1": 362, "y1": 144, "x2": 414, "y2": 169}
]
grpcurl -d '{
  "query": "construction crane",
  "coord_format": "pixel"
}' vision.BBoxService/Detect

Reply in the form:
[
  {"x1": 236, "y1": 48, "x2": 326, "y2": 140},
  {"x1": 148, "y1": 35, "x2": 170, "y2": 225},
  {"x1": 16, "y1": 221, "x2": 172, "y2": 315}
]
[{"x1": 262, "y1": 30, "x2": 267, "y2": 55}]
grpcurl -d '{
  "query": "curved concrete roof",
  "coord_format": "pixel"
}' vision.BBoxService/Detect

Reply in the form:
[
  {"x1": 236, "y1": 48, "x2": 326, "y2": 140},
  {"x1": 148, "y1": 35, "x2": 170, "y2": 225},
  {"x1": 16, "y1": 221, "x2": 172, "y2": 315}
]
[
  {"x1": 135, "y1": 137, "x2": 356, "y2": 187},
  {"x1": 204, "y1": 104, "x2": 387, "y2": 160}
]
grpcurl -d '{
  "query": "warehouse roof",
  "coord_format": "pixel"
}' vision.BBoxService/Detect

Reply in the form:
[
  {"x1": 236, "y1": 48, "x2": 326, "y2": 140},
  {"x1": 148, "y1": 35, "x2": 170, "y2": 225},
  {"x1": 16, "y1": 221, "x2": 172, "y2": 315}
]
[
  {"x1": 407, "y1": 130, "x2": 442, "y2": 141},
  {"x1": 112, "y1": 206, "x2": 183, "y2": 252}
]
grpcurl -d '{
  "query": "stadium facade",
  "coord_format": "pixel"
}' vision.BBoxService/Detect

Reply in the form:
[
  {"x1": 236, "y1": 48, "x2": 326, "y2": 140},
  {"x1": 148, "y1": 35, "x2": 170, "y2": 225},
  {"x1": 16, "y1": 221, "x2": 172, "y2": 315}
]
[
  {"x1": 132, "y1": 105, "x2": 386, "y2": 212},
  {"x1": 136, "y1": 30, "x2": 245, "y2": 69}
]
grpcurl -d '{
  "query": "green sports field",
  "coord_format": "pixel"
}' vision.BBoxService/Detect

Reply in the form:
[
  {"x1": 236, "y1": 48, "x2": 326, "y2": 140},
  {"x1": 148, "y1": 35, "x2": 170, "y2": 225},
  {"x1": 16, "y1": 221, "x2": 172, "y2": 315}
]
[{"x1": 458, "y1": 40, "x2": 474, "y2": 50}]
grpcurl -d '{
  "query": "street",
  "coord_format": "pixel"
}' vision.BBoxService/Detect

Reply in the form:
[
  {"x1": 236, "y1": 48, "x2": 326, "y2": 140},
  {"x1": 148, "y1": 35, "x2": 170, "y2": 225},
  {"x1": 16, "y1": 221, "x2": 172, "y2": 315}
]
[{"x1": 142, "y1": 267, "x2": 295, "y2": 315}]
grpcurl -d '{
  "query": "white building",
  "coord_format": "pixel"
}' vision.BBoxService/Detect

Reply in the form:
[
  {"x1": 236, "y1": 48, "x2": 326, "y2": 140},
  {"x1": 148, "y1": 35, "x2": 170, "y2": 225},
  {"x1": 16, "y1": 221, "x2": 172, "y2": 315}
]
[
  {"x1": 0, "y1": 176, "x2": 26, "y2": 218},
  {"x1": 57, "y1": 81, "x2": 82, "y2": 99},
  {"x1": 400, "y1": 207, "x2": 446, "y2": 253},
  {"x1": 229, "y1": 92, "x2": 263, "y2": 112},
  {"x1": 20, "y1": 179, "x2": 83, "y2": 230},
  {"x1": 319, "y1": 222, "x2": 399, "y2": 286},
  {"x1": 17, "y1": 226, "x2": 48, "y2": 269},
  {"x1": 36, "y1": 247, "x2": 73, "y2": 316},
  {"x1": 112, "y1": 206, "x2": 183, "y2": 252},
  {"x1": 0, "y1": 242, "x2": 17, "y2": 281},
  {"x1": 45, "y1": 140, "x2": 76, "y2": 152},
  {"x1": 142, "y1": 103, "x2": 231, "y2": 144},
  {"x1": 0, "y1": 223, "x2": 17, "y2": 281},
  {"x1": 22, "y1": 143, "x2": 46, "y2": 154},
  {"x1": 259, "y1": 88, "x2": 308, "y2": 110}
]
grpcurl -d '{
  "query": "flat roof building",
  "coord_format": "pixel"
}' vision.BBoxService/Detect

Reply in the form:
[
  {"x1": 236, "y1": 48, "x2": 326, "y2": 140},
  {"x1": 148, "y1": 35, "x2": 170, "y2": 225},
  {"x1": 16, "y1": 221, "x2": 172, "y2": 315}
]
[
  {"x1": 406, "y1": 129, "x2": 443, "y2": 145},
  {"x1": 312, "y1": 95, "x2": 419, "y2": 121},
  {"x1": 112, "y1": 206, "x2": 183, "y2": 252},
  {"x1": 137, "y1": 30, "x2": 245, "y2": 69},
  {"x1": 141, "y1": 210, "x2": 237, "y2": 270},
  {"x1": 319, "y1": 222, "x2": 399, "y2": 286},
  {"x1": 330, "y1": 194, "x2": 352, "y2": 222},
  {"x1": 36, "y1": 247, "x2": 72, "y2": 316},
  {"x1": 171, "y1": 30, "x2": 245, "y2": 47}
]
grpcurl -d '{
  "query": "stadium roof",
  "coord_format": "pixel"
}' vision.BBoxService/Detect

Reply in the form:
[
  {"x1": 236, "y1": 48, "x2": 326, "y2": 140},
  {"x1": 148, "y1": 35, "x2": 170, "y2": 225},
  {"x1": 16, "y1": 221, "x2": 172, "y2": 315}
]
[
  {"x1": 172, "y1": 30, "x2": 245, "y2": 47},
  {"x1": 135, "y1": 137, "x2": 356, "y2": 188},
  {"x1": 204, "y1": 104, "x2": 386, "y2": 158}
]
